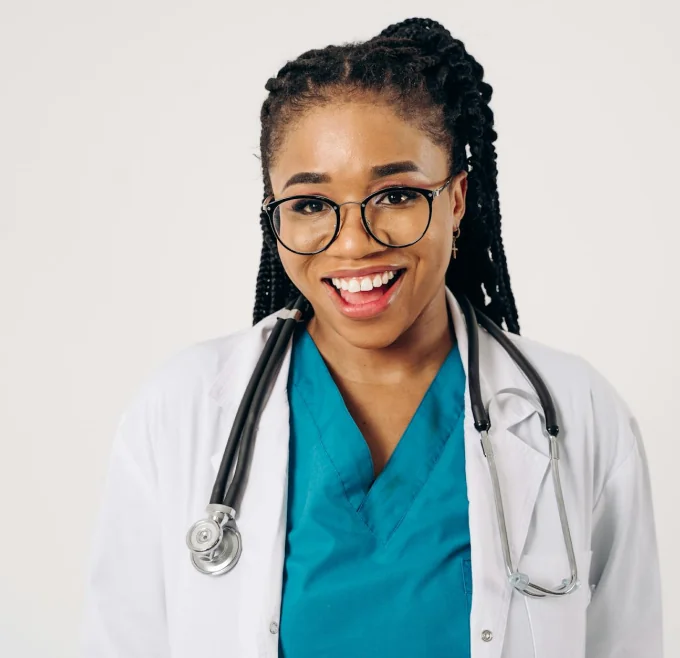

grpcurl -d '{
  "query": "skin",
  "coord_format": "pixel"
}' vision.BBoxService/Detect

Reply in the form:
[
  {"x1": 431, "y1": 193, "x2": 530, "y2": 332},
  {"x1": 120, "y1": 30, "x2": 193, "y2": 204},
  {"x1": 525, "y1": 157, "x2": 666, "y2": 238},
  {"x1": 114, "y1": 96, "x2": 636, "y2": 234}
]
[{"x1": 267, "y1": 98, "x2": 468, "y2": 473}]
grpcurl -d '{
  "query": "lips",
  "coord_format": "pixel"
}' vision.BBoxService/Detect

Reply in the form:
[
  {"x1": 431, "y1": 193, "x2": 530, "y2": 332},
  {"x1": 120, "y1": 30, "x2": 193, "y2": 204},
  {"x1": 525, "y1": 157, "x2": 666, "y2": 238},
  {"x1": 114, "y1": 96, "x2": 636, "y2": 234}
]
[
  {"x1": 321, "y1": 264, "x2": 403, "y2": 279},
  {"x1": 321, "y1": 268, "x2": 406, "y2": 320}
]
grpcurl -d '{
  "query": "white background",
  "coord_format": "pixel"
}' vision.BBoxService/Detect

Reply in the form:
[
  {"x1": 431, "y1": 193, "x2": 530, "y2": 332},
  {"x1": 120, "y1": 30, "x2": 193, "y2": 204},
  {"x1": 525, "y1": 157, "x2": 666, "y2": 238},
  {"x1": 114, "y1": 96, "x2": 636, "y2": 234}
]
[{"x1": 1, "y1": 0, "x2": 678, "y2": 655}]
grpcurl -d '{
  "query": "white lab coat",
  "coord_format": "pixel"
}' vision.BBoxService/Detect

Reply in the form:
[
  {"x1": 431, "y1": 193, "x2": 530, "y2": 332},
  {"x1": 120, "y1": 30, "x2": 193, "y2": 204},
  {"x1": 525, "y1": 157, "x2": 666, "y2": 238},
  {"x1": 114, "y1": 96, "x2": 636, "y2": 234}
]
[{"x1": 81, "y1": 288, "x2": 663, "y2": 658}]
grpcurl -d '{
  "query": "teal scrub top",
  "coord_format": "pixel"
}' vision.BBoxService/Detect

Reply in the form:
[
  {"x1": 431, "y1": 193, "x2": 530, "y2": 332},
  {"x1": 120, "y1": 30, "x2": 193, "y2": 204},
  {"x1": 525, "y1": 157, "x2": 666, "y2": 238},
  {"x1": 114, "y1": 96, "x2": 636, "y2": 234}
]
[{"x1": 279, "y1": 324, "x2": 471, "y2": 657}]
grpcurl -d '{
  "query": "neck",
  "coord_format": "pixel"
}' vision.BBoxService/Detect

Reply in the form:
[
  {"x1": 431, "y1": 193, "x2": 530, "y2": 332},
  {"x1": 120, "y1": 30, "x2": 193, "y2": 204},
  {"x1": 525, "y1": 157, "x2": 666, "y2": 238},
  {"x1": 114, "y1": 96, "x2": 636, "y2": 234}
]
[{"x1": 306, "y1": 286, "x2": 454, "y2": 386}]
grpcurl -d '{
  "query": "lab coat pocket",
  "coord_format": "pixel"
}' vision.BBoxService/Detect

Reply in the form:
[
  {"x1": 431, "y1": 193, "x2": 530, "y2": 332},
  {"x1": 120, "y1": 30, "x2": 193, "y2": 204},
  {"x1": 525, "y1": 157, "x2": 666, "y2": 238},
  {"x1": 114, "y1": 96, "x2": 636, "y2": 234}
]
[{"x1": 519, "y1": 549, "x2": 592, "y2": 658}]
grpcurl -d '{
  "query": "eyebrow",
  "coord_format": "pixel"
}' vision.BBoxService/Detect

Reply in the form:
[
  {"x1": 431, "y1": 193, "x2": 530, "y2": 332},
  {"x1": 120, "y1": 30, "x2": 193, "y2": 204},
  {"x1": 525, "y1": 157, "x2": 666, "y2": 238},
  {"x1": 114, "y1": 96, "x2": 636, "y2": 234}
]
[{"x1": 281, "y1": 160, "x2": 424, "y2": 192}]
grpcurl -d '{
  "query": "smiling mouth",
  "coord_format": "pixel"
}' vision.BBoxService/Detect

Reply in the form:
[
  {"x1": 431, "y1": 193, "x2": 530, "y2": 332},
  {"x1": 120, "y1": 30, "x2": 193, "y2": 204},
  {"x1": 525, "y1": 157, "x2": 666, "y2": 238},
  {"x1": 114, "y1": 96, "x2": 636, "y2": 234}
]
[{"x1": 322, "y1": 268, "x2": 406, "y2": 304}]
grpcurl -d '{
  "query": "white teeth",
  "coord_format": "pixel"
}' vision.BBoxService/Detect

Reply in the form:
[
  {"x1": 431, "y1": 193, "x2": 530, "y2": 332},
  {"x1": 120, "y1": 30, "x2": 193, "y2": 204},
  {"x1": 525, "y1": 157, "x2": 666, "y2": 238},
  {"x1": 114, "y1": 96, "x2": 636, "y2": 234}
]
[{"x1": 329, "y1": 269, "x2": 400, "y2": 292}]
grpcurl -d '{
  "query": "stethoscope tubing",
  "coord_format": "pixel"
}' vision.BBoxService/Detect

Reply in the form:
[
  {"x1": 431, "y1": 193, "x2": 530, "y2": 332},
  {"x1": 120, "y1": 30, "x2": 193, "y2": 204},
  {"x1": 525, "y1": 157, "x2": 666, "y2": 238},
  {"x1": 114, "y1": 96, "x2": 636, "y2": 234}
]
[
  {"x1": 193, "y1": 292, "x2": 579, "y2": 596},
  {"x1": 457, "y1": 294, "x2": 578, "y2": 597},
  {"x1": 210, "y1": 296, "x2": 308, "y2": 509},
  {"x1": 475, "y1": 305, "x2": 559, "y2": 436},
  {"x1": 225, "y1": 296, "x2": 308, "y2": 509},
  {"x1": 209, "y1": 317, "x2": 284, "y2": 505},
  {"x1": 457, "y1": 295, "x2": 558, "y2": 436}
]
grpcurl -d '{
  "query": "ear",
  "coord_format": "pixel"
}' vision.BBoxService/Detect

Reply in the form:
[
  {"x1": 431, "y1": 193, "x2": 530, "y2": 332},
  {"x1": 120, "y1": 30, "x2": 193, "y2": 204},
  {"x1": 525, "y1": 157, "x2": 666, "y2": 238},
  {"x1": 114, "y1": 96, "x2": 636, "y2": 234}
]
[{"x1": 450, "y1": 170, "x2": 468, "y2": 223}]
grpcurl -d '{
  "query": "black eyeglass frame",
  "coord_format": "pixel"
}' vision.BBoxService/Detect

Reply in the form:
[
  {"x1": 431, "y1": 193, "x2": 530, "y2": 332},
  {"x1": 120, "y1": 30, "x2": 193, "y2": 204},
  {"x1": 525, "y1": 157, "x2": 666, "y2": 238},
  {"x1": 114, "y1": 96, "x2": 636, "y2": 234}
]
[{"x1": 262, "y1": 174, "x2": 455, "y2": 256}]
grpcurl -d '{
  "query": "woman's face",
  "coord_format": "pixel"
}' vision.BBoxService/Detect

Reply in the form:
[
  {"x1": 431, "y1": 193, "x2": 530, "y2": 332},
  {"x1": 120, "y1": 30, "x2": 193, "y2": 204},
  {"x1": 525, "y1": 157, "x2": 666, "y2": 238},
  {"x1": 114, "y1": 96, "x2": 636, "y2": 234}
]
[{"x1": 267, "y1": 99, "x2": 467, "y2": 349}]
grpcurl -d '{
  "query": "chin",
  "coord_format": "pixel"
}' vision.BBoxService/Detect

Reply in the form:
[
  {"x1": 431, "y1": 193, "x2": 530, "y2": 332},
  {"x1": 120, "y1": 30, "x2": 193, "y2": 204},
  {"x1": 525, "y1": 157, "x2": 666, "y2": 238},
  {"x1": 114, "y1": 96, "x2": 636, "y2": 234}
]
[{"x1": 314, "y1": 306, "x2": 410, "y2": 350}]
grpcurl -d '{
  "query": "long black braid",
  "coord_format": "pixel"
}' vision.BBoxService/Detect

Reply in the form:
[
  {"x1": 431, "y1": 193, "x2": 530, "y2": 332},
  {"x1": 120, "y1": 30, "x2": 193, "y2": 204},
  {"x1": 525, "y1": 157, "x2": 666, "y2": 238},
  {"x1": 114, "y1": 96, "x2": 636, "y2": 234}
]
[{"x1": 253, "y1": 17, "x2": 520, "y2": 334}]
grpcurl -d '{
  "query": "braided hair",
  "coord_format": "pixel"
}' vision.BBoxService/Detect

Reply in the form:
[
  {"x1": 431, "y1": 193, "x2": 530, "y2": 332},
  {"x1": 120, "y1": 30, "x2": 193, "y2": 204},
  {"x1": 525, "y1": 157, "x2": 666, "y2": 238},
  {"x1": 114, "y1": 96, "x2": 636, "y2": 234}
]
[{"x1": 253, "y1": 17, "x2": 520, "y2": 334}]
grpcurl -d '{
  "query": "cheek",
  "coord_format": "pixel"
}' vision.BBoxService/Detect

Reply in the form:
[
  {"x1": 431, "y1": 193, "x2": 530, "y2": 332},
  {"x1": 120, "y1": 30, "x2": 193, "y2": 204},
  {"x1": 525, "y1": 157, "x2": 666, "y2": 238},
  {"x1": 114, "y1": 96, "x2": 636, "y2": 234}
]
[
  {"x1": 432, "y1": 203, "x2": 455, "y2": 238},
  {"x1": 416, "y1": 215, "x2": 454, "y2": 273},
  {"x1": 414, "y1": 244, "x2": 451, "y2": 291},
  {"x1": 277, "y1": 247, "x2": 314, "y2": 292},
  {"x1": 277, "y1": 248, "x2": 297, "y2": 283}
]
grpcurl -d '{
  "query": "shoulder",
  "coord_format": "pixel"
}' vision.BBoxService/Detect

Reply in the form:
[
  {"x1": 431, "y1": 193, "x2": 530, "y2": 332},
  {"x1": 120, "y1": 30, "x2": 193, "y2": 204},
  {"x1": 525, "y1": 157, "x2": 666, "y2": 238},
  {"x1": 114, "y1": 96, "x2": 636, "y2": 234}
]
[
  {"x1": 502, "y1": 331, "x2": 641, "y2": 472},
  {"x1": 118, "y1": 316, "x2": 275, "y2": 428},
  {"x1": 508, "y1": 331, "x2": 636, "y2": 427}
]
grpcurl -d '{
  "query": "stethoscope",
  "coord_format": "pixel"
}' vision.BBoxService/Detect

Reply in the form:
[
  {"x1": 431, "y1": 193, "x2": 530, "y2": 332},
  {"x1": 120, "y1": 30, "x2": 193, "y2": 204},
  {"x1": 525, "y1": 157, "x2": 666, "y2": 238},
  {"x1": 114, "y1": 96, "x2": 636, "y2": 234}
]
[{"x1": 186, "y1": 291, "x2": 579, "y2": 598}]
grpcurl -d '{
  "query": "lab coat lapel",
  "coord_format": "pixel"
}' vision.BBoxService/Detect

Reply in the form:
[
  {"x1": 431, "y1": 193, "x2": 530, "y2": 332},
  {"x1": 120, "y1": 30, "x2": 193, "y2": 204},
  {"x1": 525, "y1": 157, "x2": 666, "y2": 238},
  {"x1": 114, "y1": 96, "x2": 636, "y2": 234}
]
[
  {"x1": 208, "y1": 316, "x2": 292, "y2": 656},
  {"x1": 446, "y1": 288, "x2": 551, "y2": 655}
]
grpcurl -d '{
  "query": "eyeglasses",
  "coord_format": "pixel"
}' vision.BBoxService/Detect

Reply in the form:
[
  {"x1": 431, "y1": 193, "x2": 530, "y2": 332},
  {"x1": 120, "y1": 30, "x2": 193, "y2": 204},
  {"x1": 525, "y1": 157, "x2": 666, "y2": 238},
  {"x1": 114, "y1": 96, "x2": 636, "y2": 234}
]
[{"x1": 262, "y1": 175, "x2": 455, "y2": 255}]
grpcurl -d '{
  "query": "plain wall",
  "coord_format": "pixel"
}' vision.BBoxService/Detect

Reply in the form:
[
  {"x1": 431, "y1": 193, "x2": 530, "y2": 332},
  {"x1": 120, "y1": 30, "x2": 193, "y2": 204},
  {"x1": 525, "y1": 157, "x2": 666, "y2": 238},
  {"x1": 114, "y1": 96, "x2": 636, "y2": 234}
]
[{"x1": 1, "y1": 0, "x2": 678, "y2": 655}]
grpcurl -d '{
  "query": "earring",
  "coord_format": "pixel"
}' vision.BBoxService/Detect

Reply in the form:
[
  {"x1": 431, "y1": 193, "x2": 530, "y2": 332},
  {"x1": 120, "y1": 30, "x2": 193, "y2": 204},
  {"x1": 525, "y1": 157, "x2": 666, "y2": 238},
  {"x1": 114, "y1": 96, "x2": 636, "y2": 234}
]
[{"x1": 451, "y1": 226, "x2": 461, "y2": 259}]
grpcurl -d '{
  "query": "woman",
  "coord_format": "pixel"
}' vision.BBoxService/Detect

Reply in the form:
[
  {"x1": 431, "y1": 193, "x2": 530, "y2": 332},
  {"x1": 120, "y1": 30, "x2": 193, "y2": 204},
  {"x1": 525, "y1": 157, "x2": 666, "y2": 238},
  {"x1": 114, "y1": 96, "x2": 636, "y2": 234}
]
[{"x1": 81, "y1": 17, "x2": 662, "y2": 658}]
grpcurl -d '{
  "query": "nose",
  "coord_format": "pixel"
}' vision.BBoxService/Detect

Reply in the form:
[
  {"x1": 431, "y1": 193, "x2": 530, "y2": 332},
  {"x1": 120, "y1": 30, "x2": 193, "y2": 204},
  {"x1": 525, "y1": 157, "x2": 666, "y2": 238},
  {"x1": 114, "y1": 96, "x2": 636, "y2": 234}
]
[{"x1": 327, "y1": 201, "x2": 386, "y2": 258}]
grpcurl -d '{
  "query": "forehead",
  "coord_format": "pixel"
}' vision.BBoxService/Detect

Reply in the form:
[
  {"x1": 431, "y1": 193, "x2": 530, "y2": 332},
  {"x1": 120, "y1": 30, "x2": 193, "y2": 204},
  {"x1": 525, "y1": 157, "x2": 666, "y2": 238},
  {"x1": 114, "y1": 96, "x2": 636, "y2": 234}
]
[{"x1": 269, "y1": 101, "x2": 448, "y2": 187}]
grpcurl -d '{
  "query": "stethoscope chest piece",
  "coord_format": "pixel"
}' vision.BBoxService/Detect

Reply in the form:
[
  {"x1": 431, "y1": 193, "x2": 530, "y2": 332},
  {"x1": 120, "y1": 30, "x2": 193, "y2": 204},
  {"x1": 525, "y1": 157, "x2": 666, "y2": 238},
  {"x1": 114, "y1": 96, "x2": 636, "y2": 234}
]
[{"x1": 186, "y1": 504, "x2": 242, "y2": 576}]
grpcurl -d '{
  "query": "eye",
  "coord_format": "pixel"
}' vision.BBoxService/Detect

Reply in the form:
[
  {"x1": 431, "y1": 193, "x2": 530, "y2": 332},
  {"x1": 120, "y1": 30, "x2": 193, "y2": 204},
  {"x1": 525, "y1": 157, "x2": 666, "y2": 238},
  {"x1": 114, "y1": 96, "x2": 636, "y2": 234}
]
[
  {"x1": 373, "y1": 188, "x2": 419, "y2": 206},
  {"x1": 290, "y1": 198, "x2": 326, "y2": 214}
]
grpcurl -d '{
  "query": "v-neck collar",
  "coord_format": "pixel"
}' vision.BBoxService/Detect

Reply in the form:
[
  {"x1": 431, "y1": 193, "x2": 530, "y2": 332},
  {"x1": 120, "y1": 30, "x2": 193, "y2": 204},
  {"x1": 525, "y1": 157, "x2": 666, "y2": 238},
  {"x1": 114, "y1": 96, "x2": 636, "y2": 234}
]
[{"x1": 289, "y1": 325, "x2": 466, "y2": 544}]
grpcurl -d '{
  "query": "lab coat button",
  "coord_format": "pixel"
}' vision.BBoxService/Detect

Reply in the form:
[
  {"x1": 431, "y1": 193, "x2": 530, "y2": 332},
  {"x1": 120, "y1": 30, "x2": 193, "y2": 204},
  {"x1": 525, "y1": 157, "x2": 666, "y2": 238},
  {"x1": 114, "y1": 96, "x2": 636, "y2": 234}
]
[
  {"x1": 481, "y1": 629, "x2": 493, "y2": 642},
  {"x1": 269, "y1": 622, "x2": 279, "y2": 634}
]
